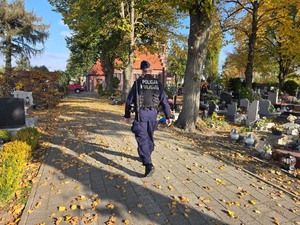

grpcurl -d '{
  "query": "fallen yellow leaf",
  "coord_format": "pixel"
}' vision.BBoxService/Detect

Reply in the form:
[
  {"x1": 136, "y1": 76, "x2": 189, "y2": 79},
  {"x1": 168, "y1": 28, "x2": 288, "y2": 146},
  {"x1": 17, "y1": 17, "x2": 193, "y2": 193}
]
[
  {"x1": 168, "y1": 186, "x2": 174, "y2": 191},
  {"x1": 254, "y1": 210, "x2": 261, "y2": 214},
  {"x1": 179, "y1": 196, "x2": 189, "y2": 203},
  {"x1": 219, "y1": 165, "x2": 226, "y2": 170},
  {"x1": 107, "y1": 203, "x2": 115, "y2": 209},
  {"x1": 215, "y1": 178, "x2": 225, "y2": 185},
  {"x1": 227, "y1": 209, "x2": 235, "y2": 218},
  {"x1": 106, "y1": 214, "x2": 116, "y2": 225},
  {"x1": 65, "y1": 215, "x2": 72, "y2": 222},
  {"x1": 249, "y1": 200, "x2": 256, "y2": 205},
  {"x1": 202, "y1": 198, "x2": 211, "y2": 203},
  {"x1": 77, "y1": 195, "x2": 86, "y2": 201},
  {"x1": 55, "y1": 217, "x2": 63, "y2": 225},
  {"x1": 234, "y1": 202, "x2": 241, "y2": 206},
  {"x1": 58, "y1": 206, "x2": 67, "y2": 212}
]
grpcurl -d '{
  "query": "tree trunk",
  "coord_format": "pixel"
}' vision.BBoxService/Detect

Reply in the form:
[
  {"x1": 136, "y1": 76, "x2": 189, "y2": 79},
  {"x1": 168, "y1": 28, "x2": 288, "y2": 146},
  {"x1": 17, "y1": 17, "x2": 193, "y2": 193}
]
[
  {"x1": 104, "y1": 57, "x2": 115, "y2": 92},
  {"x1": 3, "y1": 37, "x2": 13, "y2": 97},
  {"x1": 122, "y1": 0, "x2": 135, "y2": 102},
  {"x1": 174, "y1": 7, "x2": 211, "y2": 132},
  {"x1": 278, "y1": 59, "x2": 291, "y2": 91},
  {"x1": 244, "y1": 0, "x2": 259, "y2": 89}
]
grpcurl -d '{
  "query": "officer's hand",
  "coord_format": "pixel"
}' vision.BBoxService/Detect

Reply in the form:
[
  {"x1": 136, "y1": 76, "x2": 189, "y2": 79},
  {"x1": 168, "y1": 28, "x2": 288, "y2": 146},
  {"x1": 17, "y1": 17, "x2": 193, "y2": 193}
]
[
  {"x1": 124, "y1": 118, "x2": 131, "y2": 124},
  {"x1": 166, "y1": 119, "x2": 172, "y2": 126}
]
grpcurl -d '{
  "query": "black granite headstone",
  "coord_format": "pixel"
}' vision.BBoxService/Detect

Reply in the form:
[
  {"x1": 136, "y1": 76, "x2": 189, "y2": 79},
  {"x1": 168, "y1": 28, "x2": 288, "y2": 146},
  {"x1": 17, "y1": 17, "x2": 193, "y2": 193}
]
[
  {"x1": 220, "y1": 92, "x2": 232, "y2": 105},
  {"x1": 232, "y1": 92, "x2": 240, "y2": 100},
  {"x1": 0, "y1": 98, "x2": 26, "y2": 128},
  {"x1": 208, "y1": 102, "x2": 218, "y2": 117}
]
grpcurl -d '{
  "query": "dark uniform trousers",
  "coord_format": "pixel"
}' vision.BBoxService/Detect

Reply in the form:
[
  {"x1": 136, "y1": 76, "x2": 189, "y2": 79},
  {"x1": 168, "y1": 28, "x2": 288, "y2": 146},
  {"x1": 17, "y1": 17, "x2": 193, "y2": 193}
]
[{"x1": 131, "y1": 109, "x2": 158, "y2": 165}]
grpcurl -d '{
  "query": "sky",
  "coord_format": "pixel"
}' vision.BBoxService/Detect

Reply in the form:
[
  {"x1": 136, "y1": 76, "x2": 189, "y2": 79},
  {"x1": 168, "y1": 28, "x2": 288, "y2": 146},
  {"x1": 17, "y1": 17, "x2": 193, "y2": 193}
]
[
  {"x1": 25, "y1": 0, "x2": 71, "y2": 71},
  {"x1": 0, "y1": 0, "x2": 71, "y2": 71},
  {"x1": 0, "y1": 1, "x2": 232, "y2": 73}
]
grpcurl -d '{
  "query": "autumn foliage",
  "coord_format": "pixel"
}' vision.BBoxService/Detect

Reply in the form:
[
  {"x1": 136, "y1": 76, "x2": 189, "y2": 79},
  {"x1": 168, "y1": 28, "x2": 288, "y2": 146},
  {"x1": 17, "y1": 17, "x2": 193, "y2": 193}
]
[{"x1": 12, "y1": 70, "x2": 62, "y2": 108}]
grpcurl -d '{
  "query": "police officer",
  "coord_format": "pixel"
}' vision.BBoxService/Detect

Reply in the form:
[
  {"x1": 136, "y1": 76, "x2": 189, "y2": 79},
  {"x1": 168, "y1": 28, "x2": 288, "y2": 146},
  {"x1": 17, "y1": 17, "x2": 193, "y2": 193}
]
[{"x1": 124, "y1": 60, "x2": 171, "y2": 177}]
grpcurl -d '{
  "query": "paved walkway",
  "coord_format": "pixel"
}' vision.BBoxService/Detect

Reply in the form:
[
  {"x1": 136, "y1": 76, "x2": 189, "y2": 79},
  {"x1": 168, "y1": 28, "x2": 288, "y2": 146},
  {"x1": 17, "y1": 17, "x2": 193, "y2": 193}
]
[{"x1": 20, "y1": 93, "x2": 300, "y2": 225}]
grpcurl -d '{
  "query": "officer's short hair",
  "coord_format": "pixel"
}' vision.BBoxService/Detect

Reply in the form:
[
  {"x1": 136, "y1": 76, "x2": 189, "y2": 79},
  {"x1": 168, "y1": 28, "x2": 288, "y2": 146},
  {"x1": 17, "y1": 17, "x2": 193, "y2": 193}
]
[{"x1": 140, "y1": 60, "x2": 151, "y2": 71}]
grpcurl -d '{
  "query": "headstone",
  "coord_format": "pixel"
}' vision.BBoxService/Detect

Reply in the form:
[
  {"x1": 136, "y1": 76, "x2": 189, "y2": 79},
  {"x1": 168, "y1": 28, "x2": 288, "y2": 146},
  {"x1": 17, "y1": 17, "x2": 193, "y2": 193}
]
[
  {"x1": 258, "y1": 99, "x2": 272, "y2": 117},
  {"x1": 245, "y1": 100, "x2": 259, "y2": 126},
  {"x1": 220, "y1": 92, "x2": 232, "y2": 105},
  {"x1": 232, "y1": 92, "x2": 239, "y2": 100},
  {"x1": 13, "y1": 90, "x2": 33, "y2": 105},
  {"x1": 240, "y1": 98, "x2": 250, "y2": 110},
  {"x1": 227, "y1": 102, "x2": 237, "y2": 122},
  {"x1": 0, "y1": 98, "x2": 26, "y2": 129},
  {"x1": 208, "y1": 102, "x2": 218, "y2": 117},
  {"x1": 13, "y1": 91, "x2": 34, "y2": 115},
  {"x1": 268, "y1": 90, "x2": 279, "y2": 105}
]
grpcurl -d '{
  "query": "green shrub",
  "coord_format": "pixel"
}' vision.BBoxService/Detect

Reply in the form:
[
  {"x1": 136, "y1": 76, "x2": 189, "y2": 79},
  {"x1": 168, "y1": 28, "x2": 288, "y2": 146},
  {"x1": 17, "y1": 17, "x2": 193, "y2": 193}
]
[
  {"x1": 98, "y1": 84, "x2": 104, "y2": 96},
  {"x1": 0, "y1": 130, "x2": 12, "y2": 143},
  {"x1": 240, "y1": 86, "x2": 253, "y2": 102},
  {"x1": 13, "y1": 127, "x2": 40, "y2": 150},
  {"x1": 228, "y1": 78, "x2": 242, "y2": 92},
  {"x1": 112, "y1": 77, "x2": 120, "y2": 90},
  {"x1": 0, "y1": 140, "x2": 31, "y2": 203},
  {"x1": 282, "y1": 80, "x2": 300, "y2": 96},
  {"x1": 165, "y1": 89, "x2": 173, "y2": 99}
]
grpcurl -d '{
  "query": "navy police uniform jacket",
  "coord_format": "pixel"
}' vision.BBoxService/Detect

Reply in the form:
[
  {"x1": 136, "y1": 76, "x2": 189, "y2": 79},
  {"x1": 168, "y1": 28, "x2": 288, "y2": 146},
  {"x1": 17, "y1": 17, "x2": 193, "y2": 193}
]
[{"x1": 124, "y1": 74, "x2": 171, "y2": 120}]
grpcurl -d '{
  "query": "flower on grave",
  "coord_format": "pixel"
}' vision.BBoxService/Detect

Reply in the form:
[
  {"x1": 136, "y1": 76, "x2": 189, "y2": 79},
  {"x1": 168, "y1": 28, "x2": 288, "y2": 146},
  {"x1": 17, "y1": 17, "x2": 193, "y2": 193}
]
[
  {"x1": 239, "y1": 106, "x2": 247, "y2": 113},
  {"x1": 287, "y1": 114, "x2": 297, "y2": 123},
  {"x1": 263, "y1": 144, "x2": 272, "y2": 152}
]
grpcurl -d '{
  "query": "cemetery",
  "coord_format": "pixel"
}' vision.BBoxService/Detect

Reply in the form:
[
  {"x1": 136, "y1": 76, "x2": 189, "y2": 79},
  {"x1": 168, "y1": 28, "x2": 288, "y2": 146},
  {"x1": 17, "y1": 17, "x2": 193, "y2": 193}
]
[
  {"x1": 193, "y1": 83, "x2": 300, "y2": 176},
  {"x1": 163, "y1": 78, "x2": 300, "y2": 180}
]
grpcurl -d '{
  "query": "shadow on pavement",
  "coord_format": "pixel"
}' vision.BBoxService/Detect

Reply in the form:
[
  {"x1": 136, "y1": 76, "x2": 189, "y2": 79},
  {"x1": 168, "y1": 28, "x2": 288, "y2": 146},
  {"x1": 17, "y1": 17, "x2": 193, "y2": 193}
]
[{"x1": 21, "y1": 93, "x2": 229, "y2": 225}]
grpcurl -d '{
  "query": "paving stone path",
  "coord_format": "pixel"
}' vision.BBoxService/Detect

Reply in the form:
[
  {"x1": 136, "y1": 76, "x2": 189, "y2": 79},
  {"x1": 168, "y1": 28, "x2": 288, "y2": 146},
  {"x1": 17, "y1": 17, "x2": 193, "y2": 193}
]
[{"x1": 20, "y1": 92, "x2": 300, "y2": 225}]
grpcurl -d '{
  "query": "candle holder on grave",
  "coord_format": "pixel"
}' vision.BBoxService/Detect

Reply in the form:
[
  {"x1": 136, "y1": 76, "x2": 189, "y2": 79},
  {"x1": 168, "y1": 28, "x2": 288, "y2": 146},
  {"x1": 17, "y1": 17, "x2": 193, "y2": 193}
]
[{"x1": 281, "y1": 153, "x2": 297, "y2": 174}]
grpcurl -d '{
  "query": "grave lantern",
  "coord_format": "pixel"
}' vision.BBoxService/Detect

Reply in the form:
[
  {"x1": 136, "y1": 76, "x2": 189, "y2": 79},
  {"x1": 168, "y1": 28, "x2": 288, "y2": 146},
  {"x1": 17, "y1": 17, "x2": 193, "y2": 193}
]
[
  {"x1": 281, "y1": 153, "x2": 296, "y2": 174},
  {"x1": 244, "y1": 134, "x2": 255, "y2": 147},
  {"x1": 25, "y1": 96, "x2": 30, "y2": 106},
  {"x1": 229, "y1": 129, "x2": 239, "y2": 142}
]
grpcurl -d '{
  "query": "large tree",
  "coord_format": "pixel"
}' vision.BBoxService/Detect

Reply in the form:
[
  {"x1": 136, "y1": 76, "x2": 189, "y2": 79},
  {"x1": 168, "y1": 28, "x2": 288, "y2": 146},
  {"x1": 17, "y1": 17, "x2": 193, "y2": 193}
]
[
  {"x1": 49, "y1": 0, "x2": 179, "y2": 101},
  {"x1": 261, "y1": 2, "x2": 300, "y2": 90},
  {"x1": 168, "y1": 1, "x2": 214, "y2": 132},
  {"x1": 219, "y1": 0, "x2": 300, "y2": 89},
  {"x1": 219, "y1": 0, "x2": 267, "y2": 89},
  {"x1": 0, "y1": 0, "x2": 49, "y2": 96}
]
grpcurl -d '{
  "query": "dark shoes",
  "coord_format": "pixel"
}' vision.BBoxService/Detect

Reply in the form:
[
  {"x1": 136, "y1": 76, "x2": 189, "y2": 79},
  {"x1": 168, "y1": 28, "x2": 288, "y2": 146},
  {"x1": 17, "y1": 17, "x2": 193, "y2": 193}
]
[{"x1": 144, "y1": 163, "x2": 155, "y2": 177}]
